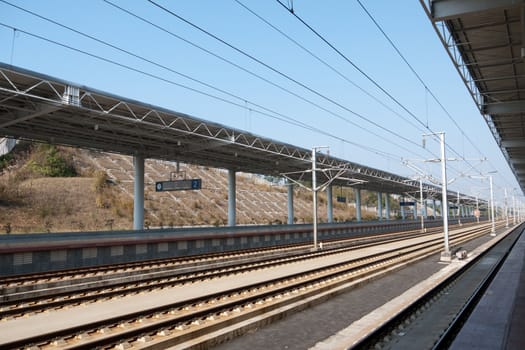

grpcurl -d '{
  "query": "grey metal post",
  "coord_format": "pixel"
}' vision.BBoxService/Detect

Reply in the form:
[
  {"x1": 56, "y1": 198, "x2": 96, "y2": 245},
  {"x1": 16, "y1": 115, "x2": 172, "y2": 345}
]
[
  {"x1": 228, "y1": 169, "x2": 236, "y2": 226},
  {"x1": 355, "y1": 188, "x2": 362, "y2": 222},
  {"x1": 432, "y1": 199, "x2": 436, "y2": 218},
  {"x1": 401, "y1": 197, "x2": 406, "y2": 220},
  {"x1": 505, "y1": 188, "x2": 509, "y2": 228},
  {"x1": 377, "y1": 192, "x2": 383, "y2": 221},
  {"x1": 327, "y1": 185, "x2": 333, "y2": 223},
  {"x1": 312, "y1": 148, "x2": 318, "y2": 248},
  {"x1": 489, "y1": 175, "x2": 495, "y2": 235},
  {"x1": 476, "y1": 196, "x2": 480, "y2": 223},
  {"x1": 513, "y1": 195, "x2": 516, "y2": 225},
  {"x1": 133, "y1": 154, "x2": 145, "y2": 230},
  {"x1": 385, "y1": 193, "x2": 390, "y2": 221},
  {"x1": 419, "y1": 178, "x2": 424, "y2": 231},
  {"x1": 439, "y1": 132, "x2": 450, "y2": 257},
  {"x1": 287, "y1": 180, "x2": 294, "y2": 225}
]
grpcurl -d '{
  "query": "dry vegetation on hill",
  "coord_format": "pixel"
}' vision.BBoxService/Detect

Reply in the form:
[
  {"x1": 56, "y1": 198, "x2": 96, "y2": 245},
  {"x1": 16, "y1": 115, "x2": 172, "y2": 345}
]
[{"x1": 0, "y1": 142, "x2": 380, "y2": 234}]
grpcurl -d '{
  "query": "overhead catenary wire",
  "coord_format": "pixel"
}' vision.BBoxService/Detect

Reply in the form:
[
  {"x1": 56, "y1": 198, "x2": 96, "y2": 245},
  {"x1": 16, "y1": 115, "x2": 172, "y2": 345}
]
[
  {"x1": 230, "y1": 0, "x2": 475, "y2": 185},
  {"x1": 354, "y1": 0, "x2": 516, "y2": 190},
  {"x1": 355, "y1": 1, "x2": 495, "y2": 172},
  {"x1": 145, "y1": 0, "x2": 429, "y2": 152},
  {"x1": 233, "y1": 0, "x2": 426, "y2": 134},
  {"x1": 0, "y1": 2, "x2": 480, "y2": 191},
  {"x1": 0, "y1": 0, "x2": 425, "y2": 161},
  {"x1": 0, "y1": 21, "x2": 402, "y2": 161},
  {"x1": 274, "y1": 0, "x2": 488, "y2": 189},
  {"x1": 274, "y1": 0, "x2": 430, "y2": 131},
  {"x1": 101, "y1": 0, "x2": 427, "y2": 159}
]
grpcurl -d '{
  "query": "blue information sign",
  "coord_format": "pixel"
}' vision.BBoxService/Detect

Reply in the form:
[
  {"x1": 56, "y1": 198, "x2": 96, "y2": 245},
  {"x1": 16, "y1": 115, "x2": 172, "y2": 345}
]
[{"x1": 155, "y1": 179, "x2": 202, "y2": 192}]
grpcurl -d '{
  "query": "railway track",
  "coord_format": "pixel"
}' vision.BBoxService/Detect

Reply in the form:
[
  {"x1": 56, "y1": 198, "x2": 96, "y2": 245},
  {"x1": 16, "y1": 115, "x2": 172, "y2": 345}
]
[
  {"x1": 0, "y1": 224, "x2": 455, "y2": 289},
  {"x1": 0, "y1": 222, "x2": 502, "y2": 349},
  {"x1": 0, "y1": 224, "x2": 475, "y2": 317},
  {"x1": 350, "y1": 222, "x2": 523, "y2": 350}
]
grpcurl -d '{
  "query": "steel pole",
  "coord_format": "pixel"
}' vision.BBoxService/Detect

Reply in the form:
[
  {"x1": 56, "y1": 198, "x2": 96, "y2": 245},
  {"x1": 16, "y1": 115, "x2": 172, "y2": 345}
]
[
  {"x1": 312, "y1": 148, "x2": 318, "y2": 249},
  {"x1": 476, "y1": 195, "x2": 479, "y2": 223},
  {"x1": 420, "y1": 178, "x2": 424, "y2": 232},
  {"x1": 505, "y1": 188, "x2": 509, "y2": 228},
  {"x1": 490, "y1": 175, "x2": 495, "y2": 235},
  {"x1": 513, "y1": 195, "x2": 516, "y2": 225},
  {"x1": 440, "y1": 133, "x2": 450, "y2": 256},
  {"x1": 133, "y1": 154, "x2": 144, "y2": 230}
]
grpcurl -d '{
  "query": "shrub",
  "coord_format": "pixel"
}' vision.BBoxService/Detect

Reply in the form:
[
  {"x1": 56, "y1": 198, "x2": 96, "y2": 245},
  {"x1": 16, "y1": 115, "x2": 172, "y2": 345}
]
[
  {"x1": 28, "y1": 144, "x2": 77, "y2": 177},
  {"x1": 93, "y1": 171, "x2": 108, "y2": 193},
  {"x1": 0, "y1": 153, "x2": 14, "y2": 172}
]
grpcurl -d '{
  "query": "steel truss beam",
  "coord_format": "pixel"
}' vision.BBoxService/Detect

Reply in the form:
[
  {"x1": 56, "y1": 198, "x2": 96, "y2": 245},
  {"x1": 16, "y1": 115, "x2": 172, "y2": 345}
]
[
  {"x1": 0, "y1": 64, "x2": 470, "y2": 202},
  {"x1": 430, "y1": 0, "x2": 523, "y2": 21}
]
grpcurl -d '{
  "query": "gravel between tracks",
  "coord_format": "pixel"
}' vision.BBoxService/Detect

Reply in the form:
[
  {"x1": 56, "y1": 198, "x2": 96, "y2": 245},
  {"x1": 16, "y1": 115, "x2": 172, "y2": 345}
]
[{"x1": 211, "y1": 234, "x2": 495, "y2": 350}]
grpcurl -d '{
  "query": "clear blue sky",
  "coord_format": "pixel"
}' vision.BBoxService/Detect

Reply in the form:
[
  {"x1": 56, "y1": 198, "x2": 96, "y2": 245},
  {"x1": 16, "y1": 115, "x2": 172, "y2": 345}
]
[{"x1": 0, "y1": 0, "x2": 521, "y2": 205}]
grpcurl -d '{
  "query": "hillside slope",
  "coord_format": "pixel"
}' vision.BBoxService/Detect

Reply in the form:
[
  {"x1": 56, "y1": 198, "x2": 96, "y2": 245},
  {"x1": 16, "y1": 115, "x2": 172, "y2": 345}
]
[{"x1": 0, "y1": 143, "x2": 379, "y2": 233}]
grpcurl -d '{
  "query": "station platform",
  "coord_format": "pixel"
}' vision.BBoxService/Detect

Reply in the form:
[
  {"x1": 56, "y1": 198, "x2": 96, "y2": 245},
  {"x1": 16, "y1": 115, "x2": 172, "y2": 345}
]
[{"x1": 450, "y1": 226, "x2": 525, "y2": 350}]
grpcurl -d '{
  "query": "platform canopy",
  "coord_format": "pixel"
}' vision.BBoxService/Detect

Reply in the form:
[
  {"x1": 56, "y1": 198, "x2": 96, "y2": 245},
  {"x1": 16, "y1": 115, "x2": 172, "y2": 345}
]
[
  {"x1": 422, "y1": 0, "x2": 525, "y2": 193},
  {"x1": 0, "y1": 63, "x2": 477, "y2": 203}
]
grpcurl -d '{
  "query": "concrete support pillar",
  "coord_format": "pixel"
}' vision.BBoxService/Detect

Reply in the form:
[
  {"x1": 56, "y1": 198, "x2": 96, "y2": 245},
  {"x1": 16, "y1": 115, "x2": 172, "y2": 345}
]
[
  {"x1": 414, "y1": 201, "x2": 418, "y2": 221},
  {"x1": 228, "y1": 169, "x2": 236, "y2": 226},
  {"x1": 377, "y1": 192, "x2": 383, "y2": 221},
  {"x1": 385, "y1": 193, "x2": 390, "y2": 221},
  {"x1": 287, "y1": 181, "x2": 294, "y2": 225},
  {"x1": 133, "y1": 155, "x2": 145, "y2": 230},
  {"x1": 327, "y1": 185, "x2": 333, "y2": 223},
  {"x1": 355, "y1": 188, "x2": 362, "y2": 222}
]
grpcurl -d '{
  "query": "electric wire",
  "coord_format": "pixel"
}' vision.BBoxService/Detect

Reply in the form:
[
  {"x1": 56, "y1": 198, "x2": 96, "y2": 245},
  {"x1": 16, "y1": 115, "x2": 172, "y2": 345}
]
[
  {"x1": 274, "y1": 0, "x2": 488, "y2": 189},
  {"x1": 355, "y1": 0, "x2": 501, "y2": 180},
  {"x1": 356, "y1": 1, "x2": 516, "y2": 192},
  {"x1": 233, "y1": 0, "x2": 426, "y2": 134},
  {"x1": 274, "y1": 0, "x2": 429, "y2": 131},
  {"x1": 0, "y1": 21, "x2": 401, "y2": 161},
  {"x1": 145, "y1": 0, "x2": 428, "y2": 152},
  {"x1": 231, "y1": 0, "x2": 472, "y2": 185},
  {"x1": 1, "y1": 2, "x2": 477, "y2": 194},
  {"x1": 102, "y1": 0, "x2": 425, "y2": 159},
  {"x1": 0, "y1": 0, "x2": 422, "y2": 161}
]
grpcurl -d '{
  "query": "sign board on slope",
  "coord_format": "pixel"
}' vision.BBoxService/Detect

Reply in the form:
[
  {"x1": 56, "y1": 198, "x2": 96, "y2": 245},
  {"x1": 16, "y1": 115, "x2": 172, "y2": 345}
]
[{"x1": 155, "y1": 179, "x2": 202, "y2": 192}]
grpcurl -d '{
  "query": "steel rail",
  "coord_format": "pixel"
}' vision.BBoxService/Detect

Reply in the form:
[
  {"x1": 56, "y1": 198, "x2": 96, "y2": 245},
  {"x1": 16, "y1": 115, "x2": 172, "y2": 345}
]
[
  {"x1": 0, "y1": 225, "x2": 458, "y2": 317},
  {"x1": 1, "y1": 224, "x2": 499, "y2": 349}
]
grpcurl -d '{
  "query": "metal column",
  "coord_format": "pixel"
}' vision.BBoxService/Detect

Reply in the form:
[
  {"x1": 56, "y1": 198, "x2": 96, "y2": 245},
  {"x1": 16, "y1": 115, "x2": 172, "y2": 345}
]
[
  {"x1": 385, "y1": 193, "x2": 390, "y2": 221},
  {"x1": 287, "y1": 180, "x2": 294, "y2": 225},
  {"x1": 377, "y1": 192, "x2": 383, "y2": 221},
  {"x1": 228, "y1": 169, "x2": 236, "y2": 226},
  {"x1": 355, "y1": 188, "x2": 362, "y2": 222},
  {"x1": 401, "y1": 197, "x2": 406, "y2": 220},
  {"x1": 327, "y1": 185, "x2": 333, "y2": 223},
  {"x1": 133, "y1": 155, "x2": 144, "y2": 230},
  {"x1": 432, "y1": 199, "x2": 436, "y2": 218}
]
